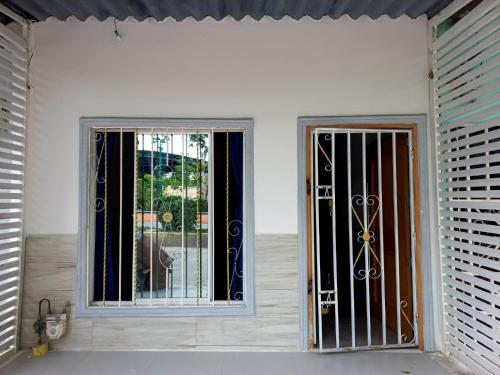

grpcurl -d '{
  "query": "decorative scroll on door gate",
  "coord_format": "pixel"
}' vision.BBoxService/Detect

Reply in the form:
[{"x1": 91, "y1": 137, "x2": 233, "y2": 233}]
[{"x1": 311, "y1": 129, "x2": 418, "y2": 352}]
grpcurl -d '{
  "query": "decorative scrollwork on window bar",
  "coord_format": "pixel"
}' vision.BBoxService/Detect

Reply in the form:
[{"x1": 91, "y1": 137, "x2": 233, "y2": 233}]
[
  {"x1": 89, "y1": 132, "x2": 106, "y2": 213},
  {"x1": 400, "y1": 300, "x2": 416, "y2": 344},
  {"x1": 318, "y1": 133, "x2": 333, "y2": 172},
  {"x1": 228, "y1": 219, "x2": 244, "y2": 301},
  {"x1": 351, "y1": 194, "x2": 383, "y2": 280}
]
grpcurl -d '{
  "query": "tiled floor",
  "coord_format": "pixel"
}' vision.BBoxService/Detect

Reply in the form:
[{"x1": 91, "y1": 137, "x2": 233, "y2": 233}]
[{"x1": 0, "y1": 350, "x2": 461, "y2": 375}]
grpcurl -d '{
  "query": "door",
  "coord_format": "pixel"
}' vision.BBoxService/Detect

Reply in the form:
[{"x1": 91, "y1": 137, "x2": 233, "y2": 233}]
[{"x1": 309, "y1": 127, "x2": 419, "y2": 352}]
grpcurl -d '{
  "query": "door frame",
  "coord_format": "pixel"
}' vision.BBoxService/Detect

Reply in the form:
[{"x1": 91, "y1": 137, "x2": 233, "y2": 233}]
[{"x1": 297, "y1": 115, "x2": 440, "y2": 352}]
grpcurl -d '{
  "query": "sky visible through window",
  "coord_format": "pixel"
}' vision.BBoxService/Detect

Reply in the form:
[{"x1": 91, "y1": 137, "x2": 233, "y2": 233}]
[{"x1": 138, "y1": 133, "x2": 208, "y2": 160}]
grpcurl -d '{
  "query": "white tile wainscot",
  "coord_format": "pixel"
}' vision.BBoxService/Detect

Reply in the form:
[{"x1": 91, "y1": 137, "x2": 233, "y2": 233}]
[{"x1": 20, "y1": 234, "x2": 300, "y2": 351}]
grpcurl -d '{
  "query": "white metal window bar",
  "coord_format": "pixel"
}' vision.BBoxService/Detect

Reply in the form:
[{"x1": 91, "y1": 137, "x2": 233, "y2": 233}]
[{"x1": 86, "y1": 127, "x2": 246, "y2": 308}]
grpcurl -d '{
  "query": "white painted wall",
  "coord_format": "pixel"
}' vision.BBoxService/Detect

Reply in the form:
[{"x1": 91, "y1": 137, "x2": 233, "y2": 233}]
[{"x1": 25, "y1": 16, "x2": 428, "y2": 235}]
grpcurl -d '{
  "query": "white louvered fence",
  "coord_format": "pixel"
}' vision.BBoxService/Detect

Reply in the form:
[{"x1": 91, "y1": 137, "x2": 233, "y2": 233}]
[
  {"x1": 0, "y1": 4, "x2": 28, "y2": 362},
  {"x1": 430, "y1": 1, "x2": 500, "y2": 374}
]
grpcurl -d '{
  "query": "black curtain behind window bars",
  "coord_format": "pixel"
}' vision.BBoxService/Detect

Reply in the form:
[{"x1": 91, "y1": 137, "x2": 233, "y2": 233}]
[
  {"x1": 93, "y1": 131, "x2": 134, "y2": 302},
  {"x1": 213, "y1": 132, "x2": 244, "y2": 300}
]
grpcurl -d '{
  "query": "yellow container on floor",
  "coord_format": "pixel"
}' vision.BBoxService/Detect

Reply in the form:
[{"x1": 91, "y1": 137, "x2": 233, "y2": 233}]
[{"x1": 32, "y1": 343, "x2": 48, "y2": 357}]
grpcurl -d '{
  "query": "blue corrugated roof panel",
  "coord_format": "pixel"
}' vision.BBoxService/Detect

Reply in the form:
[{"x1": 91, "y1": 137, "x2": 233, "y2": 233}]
[{"x1": 4, "y1": 0, "x2": 454, "y2": 22}]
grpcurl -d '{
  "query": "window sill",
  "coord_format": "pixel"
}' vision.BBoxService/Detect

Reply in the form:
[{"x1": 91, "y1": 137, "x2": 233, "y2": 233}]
[{"x1": 75, "y1": 303, "x2": 255, "y2": 318}]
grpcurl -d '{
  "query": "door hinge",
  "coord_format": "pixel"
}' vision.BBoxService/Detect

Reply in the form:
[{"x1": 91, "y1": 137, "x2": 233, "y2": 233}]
[
  {"x1": 306, "y1": 178, "x2": 311, "y2": 196},
  {"x1": 308, "y1": 280, "x2": 313, "y2": 293},
  {"x1": 411, "y1": 148, "x2": 415, "y2": 160}
]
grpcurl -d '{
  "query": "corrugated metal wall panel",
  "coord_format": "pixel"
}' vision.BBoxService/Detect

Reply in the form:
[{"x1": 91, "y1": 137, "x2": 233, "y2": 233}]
[
  {"x1": 431, "y1": 1, "x2": 500, "y2": 374},
  {"x1": 0, "y1": 10, "x2": 27, "y2": 362}
]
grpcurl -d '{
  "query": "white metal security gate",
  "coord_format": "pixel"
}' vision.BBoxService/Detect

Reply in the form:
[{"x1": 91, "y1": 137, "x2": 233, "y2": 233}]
[
  {"x1": 429, "y1": 1, "x2": 500, "y2": 373},
  {"x1": 0, "y1": 5, "x2": 28, "y2": 362},
  {"x1": 311, "y1": 128, "x2": 418, "y2": 352}
]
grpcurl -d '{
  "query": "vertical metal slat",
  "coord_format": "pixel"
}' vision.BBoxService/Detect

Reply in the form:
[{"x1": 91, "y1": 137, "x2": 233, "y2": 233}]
[
  {"x1": 330, "y1": 131, "x2": 339, "y2": 349},
  {"x1": 347, "y1": 131, "x2": 356, "y2": 348},
  {"x1": 392, "y1": 133, "x2": 402, "y2": 344},
  {"x1": 377, "y1": 132, "x2": 387, "y2": 345},
  {"x1": 313, "y1": 130, "x2": 324, "y2": 351}
]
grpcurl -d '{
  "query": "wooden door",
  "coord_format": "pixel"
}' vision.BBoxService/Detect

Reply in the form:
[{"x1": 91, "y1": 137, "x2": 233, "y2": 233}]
[{"x1": 371, "y1": 133, "x2": 414, "y2": 342}]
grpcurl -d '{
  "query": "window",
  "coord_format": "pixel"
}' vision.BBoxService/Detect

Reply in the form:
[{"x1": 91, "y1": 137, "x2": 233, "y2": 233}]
[{"x1": 78, "y1": 119, "x2": 254, "y2": 316}]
